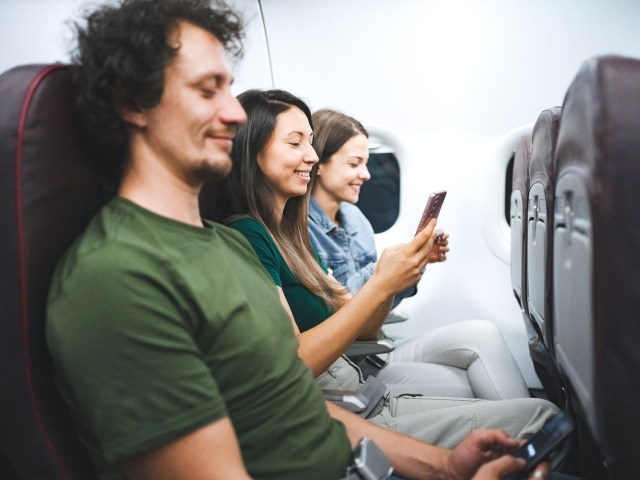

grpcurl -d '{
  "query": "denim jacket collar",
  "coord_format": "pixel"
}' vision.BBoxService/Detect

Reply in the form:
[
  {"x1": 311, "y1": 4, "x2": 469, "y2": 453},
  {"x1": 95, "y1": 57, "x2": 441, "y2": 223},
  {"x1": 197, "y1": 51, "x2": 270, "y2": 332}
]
[{"x1": 308, "y1": 197, "x2": 357, "y2": 236}]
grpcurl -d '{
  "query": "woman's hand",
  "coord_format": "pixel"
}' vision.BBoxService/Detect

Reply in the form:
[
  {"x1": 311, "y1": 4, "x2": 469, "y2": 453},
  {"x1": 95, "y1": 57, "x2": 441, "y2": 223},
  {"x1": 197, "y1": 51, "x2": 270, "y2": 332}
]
[
  {"x1": 372, "y1": 218, "x2": 437, "y2": 296},
  {"x1": 429, "y1": 230, "x2": 450, "y2": 263}
]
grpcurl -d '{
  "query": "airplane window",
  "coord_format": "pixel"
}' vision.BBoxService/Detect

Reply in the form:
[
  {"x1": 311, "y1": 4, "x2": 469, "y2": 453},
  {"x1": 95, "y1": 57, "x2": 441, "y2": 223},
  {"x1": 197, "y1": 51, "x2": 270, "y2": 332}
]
[
  {"x1": 356, "y1": 151, "x2": 401, "y2": 233},
  {"x1": 505, "y1": 153, "x2": 514, "y2": 226}
]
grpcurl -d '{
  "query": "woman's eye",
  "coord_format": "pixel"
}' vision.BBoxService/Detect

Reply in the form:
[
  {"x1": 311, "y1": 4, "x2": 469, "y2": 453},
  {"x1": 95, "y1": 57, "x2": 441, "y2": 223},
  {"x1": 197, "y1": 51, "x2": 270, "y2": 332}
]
[{"x1": 201, "y1": 89, "x2": 215, "y2": 98}]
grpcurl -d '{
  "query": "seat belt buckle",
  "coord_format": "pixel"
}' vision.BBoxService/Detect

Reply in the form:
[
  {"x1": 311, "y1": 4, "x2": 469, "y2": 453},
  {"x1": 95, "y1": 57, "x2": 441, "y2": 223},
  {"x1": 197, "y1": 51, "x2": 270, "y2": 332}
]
[{"x1": 345, "y1": 437, "x2": 394, "y2": 480}]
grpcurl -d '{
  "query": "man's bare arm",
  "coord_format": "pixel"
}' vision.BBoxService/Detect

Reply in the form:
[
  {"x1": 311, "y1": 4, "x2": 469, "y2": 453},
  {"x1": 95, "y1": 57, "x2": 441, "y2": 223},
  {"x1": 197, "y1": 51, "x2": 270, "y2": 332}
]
[
  {"x1": 326, "y1": 401, "x2": 450, "y2": 479},
  {"x1": 326, "y1": 402, "x2": 523, "y2": 480},
  {"x1": 121, "y1": 417, "x2": 252, "y2": 480}
]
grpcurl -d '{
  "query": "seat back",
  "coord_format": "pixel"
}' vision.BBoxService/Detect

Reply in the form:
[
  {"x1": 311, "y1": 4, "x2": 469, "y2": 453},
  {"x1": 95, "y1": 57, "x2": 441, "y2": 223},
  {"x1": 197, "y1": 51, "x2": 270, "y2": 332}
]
[
  {"x1": 553, "y1": 55, "x2": 640, "y2": 478},
  {"x1": 510, "y1": 134, "x2": 532, "y2": 311},
  {"x1": 522, "y1": 107, "x2": 566, "y2": 409},
  {"x1": 527, "y1": 107, "x2": 561, "y2": 347},
  {"x1": 0, "y1": 64, "x2": 108, "y2": 479}
]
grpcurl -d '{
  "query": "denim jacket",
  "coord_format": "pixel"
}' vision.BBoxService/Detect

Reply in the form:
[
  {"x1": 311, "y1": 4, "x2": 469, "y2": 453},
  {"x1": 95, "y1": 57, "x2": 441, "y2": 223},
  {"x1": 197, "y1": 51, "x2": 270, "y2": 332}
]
[{"x1": 308, "y1": 197, "x2": 416, "y2": 306}]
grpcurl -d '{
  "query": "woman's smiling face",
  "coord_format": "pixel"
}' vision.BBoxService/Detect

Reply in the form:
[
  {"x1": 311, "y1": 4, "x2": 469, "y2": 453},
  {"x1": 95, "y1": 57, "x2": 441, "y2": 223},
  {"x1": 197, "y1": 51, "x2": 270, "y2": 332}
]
[
  {"x1": 315, "y1": 132, "x2": 370, "y2": 205},
  {"x1": 257, "y1": 106, "x2": 319, "y2": 212}
]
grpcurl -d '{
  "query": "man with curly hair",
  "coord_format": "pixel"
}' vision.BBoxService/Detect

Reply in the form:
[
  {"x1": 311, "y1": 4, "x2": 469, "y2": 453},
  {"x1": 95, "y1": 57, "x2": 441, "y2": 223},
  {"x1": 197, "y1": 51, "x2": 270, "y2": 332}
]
[{"x1": 46, "y1": 1, "x2": 547, "y2": 479}]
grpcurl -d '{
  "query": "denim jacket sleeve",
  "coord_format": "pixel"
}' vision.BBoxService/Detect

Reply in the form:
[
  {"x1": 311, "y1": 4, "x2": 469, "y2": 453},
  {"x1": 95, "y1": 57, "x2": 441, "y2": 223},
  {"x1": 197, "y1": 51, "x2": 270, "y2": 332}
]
[{"x1": 308, "y1": 199, "x2": 378, "y2": 294}]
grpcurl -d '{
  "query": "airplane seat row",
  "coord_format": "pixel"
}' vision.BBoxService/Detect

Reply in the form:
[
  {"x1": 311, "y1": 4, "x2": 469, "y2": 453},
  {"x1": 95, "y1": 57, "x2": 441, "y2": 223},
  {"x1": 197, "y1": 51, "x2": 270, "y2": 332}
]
[
  {"x1": 511, "y1": 55, "x2": 640, "y2": 479},
  {"x1": 510, "y1": 108, "x2": 566, "y2": 409}
]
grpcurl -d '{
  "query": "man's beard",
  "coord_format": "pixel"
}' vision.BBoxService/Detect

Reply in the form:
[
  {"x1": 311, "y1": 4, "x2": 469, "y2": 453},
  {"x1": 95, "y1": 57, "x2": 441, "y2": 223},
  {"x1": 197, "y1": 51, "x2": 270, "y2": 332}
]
[{"x1": 192, "y1": 156, "x2": 233, "y2": 183}]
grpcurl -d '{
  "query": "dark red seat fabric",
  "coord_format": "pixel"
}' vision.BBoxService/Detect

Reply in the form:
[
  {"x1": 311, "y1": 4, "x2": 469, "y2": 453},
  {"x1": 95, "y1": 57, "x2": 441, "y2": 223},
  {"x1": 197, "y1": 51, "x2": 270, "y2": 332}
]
[
  {"x1": 0, "y1": 63, "x2": 107, "y2": 479},
  {"x1": 554, "y1": 55, "x2": 640, "y2": 479}
]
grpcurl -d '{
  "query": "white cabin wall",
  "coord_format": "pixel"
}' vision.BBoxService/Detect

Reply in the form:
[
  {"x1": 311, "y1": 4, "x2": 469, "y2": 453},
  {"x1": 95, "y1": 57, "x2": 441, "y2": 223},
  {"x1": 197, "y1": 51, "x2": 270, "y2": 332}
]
[
  {"x1": 261, "y1": 0, "x2": 640, "y2": 136},
  {"x1": 1, "y1": 0, "x2": 87, "y2": 72}
]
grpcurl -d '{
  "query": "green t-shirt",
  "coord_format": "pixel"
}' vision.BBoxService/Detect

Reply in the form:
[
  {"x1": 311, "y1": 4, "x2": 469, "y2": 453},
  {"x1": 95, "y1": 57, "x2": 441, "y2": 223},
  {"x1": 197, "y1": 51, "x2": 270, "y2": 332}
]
[
  {"x1": 228, "y1": 217, "x2": 333, "y2": 332},
  {"x1": 46, "y1": 198, "x2": 350, "y2": 480}
]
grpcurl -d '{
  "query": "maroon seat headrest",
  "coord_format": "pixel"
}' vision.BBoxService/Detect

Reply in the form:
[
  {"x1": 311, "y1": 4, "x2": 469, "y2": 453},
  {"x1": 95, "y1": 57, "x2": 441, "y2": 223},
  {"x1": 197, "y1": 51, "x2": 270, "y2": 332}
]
[{"x1": 0, "y1": 63, "x2": 107, "y2": 479}]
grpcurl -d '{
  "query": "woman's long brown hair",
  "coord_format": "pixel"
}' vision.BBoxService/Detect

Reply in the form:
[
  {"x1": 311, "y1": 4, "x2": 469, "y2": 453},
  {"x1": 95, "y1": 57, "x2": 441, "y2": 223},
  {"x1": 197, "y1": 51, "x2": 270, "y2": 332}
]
[{"x1": 213, "y1": 89, "x2": 348, "y2": 311}]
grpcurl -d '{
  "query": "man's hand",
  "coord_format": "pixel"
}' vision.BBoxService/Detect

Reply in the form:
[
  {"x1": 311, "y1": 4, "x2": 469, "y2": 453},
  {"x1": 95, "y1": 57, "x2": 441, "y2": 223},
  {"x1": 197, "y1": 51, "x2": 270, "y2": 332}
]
[
  {"x1": 444, "y1": 429, "x2": 521, "y2": 480},
  {"x1": 470, "y1": 455, "x2": 526, "y2": 480},
  {"x1": 471, "y1": 455, "x2": 551, "y2": 480}
]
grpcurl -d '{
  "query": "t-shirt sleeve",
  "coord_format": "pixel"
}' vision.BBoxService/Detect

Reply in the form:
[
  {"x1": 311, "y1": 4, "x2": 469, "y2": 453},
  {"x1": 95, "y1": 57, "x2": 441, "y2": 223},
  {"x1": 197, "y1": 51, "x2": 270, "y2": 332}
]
[
  {"x1": 47, "y1": 247, "x2": 226, "y2": 465},
  {"x1": 229, "y1": 218, "x2": 283, "y2": 287}
]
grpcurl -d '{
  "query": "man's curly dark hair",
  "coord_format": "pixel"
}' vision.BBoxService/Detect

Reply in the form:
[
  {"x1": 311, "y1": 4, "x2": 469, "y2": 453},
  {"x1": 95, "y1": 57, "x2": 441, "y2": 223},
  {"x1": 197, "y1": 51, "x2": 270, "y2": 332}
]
[{"x1": 71, "y1": 0, "x2": 244, "y2": 181}]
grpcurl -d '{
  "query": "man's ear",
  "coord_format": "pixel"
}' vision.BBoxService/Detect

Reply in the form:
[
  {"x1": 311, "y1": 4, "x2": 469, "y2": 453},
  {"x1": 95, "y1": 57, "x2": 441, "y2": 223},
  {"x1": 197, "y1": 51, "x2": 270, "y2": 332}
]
[{"x1": 118, "y1": 104, "x2": 147, "y2": 128}]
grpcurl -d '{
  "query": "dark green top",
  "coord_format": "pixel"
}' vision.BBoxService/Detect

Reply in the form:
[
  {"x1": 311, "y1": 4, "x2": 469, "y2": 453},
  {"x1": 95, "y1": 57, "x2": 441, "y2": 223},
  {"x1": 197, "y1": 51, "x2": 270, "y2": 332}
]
[
  {"x1": 229, "y1": 217, "x2": 333, "y2": 332},
  {"x1": 47, "y1": 198, "x2": 350, "y2": 480}
]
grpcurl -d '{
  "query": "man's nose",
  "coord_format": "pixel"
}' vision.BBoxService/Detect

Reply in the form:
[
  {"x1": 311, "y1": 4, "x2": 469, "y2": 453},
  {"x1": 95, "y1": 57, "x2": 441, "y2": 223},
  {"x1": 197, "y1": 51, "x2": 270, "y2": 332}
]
[{"x1": 220, "y1": 93, "x2": 247, "y2": 126}]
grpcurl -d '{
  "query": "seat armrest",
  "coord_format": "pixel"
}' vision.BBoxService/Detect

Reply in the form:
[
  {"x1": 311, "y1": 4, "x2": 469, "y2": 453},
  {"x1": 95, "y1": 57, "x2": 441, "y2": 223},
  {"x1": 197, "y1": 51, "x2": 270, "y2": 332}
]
[
  {"x1": 322, "y1": 376, "x2": 388, "y2": 416},
  {"x1": 385, "y1": 309, "x2": 409, "y2": 324},
  {"x1": 345, "y1": 338, "x2": 395, "y2": 357},
  {"x1": 322, "y1": 389, "x2": 369, "y2": 412}
]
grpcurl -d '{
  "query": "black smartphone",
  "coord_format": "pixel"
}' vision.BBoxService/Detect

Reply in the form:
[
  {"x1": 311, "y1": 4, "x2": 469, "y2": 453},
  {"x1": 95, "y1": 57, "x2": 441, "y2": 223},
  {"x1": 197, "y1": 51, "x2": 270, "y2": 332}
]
[
  {"x1": 504, "y1": 412, "x2": 574, "y2": 480},
  {"x1": 415, "y1": 190, "x2": 447, "y2": 236}
]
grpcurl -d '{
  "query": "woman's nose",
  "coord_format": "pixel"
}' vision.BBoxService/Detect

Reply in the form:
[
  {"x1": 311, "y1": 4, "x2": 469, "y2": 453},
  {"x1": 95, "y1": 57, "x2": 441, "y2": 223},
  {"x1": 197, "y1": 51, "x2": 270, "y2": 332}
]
[{"x1": 304, "y1": 144, "x2": 319, "y2": 164}]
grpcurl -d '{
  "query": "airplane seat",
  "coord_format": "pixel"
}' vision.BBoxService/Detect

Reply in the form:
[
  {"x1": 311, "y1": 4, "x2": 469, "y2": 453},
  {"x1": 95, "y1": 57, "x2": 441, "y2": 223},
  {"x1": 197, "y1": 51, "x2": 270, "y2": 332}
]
[
  {"x1": 553, "y1": 54, "x2": 640, "y2": 479},
  {"x1": 527, "y1": 107, "x2": 561, "y2": 345},
  {"x1": 510, "y1": 136, "x2": 565, "y2": 400},
  {"x1": 0, "y1": 63, "x2": 108, "y2": 479},
  {"x1": 525, "y1": 107, "x2": 565, "y2": 408},
  {"x1": 510, "y1": 134, "x2": 532, "y2": 313}
]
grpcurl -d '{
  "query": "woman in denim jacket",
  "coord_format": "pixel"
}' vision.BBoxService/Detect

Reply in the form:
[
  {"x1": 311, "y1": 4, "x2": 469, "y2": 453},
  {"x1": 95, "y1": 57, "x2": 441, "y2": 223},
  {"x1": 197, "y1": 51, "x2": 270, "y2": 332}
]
[
  {"x1": 309, "y1": 196, "x2": 417, "y2": 310},
  {"x1": 308, "y1": 108, "x2": 531, "y2": 400}
]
